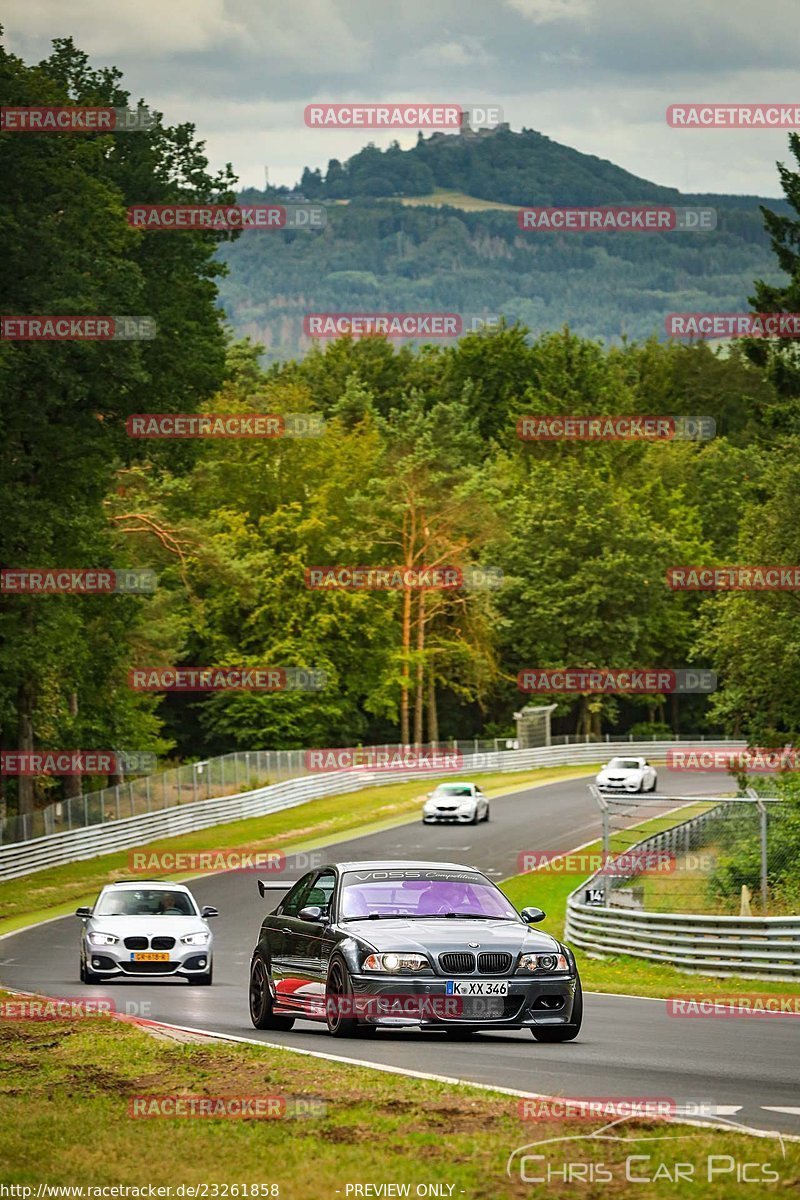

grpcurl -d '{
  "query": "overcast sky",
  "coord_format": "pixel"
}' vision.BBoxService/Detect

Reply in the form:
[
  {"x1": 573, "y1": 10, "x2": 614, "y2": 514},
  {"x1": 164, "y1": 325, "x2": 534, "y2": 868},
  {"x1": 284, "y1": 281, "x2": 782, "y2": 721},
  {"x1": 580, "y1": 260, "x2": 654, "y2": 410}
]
[{"x1": 4, "y1": 0, "x2": 799, "y2": 195}]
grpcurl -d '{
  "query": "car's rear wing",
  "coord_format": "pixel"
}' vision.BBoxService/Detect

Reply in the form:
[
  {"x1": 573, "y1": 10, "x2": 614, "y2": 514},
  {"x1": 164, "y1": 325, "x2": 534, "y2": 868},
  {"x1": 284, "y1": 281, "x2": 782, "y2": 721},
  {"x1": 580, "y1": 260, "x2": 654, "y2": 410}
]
[{"x1": 257, "y1": 879, "x2": 298, "y2": 898}]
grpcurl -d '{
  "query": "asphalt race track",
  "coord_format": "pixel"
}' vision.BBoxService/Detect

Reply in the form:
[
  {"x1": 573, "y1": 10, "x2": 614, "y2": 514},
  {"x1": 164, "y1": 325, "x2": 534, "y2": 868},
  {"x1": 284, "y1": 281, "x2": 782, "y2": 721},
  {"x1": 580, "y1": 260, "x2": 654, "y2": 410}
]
[{"x1": 2, "y1": 769, "x2": 798, "y2": 1137}]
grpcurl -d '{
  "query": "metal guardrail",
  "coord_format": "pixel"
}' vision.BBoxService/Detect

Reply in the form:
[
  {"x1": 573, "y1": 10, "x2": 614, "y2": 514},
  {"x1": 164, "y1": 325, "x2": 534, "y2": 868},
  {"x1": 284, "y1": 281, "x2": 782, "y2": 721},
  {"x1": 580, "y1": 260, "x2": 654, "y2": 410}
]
[
  {"x1": 0, "y1": 739, "x2": 745, "y2": 881},
  {"x1": 565, "y1": 801, "x2": 800, "y2": 979},
  {"x1": 1, "y1": 731, "x2": 738, "y2": 845}
]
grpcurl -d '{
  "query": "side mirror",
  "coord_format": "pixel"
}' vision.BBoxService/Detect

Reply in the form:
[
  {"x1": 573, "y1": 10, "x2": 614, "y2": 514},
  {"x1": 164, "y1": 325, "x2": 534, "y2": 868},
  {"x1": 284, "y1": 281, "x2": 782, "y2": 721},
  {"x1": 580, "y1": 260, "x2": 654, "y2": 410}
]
[
  {"x1": 298, "y1": 905, "x2": 323, "y2": 922},
  {"x1": 200, "y1": 905, "x2": 219, "y2": 919},
  {"x1": 521, "y1": 906, "x2": 546, "y2": 924},
  {"x1": 75, "y1": 907, "x2": 93, "y2": 919}
]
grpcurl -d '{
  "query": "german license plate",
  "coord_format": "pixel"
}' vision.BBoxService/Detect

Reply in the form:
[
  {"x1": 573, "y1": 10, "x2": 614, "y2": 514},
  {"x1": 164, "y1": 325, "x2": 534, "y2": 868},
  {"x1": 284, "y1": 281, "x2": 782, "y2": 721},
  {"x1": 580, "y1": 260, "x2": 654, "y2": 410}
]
[
  {"x1": 445, "y1": 979, "x2": 508, "y2": 996},
  {"x1": 131, "y1": 952, "x2": 169, "y2": 962}
]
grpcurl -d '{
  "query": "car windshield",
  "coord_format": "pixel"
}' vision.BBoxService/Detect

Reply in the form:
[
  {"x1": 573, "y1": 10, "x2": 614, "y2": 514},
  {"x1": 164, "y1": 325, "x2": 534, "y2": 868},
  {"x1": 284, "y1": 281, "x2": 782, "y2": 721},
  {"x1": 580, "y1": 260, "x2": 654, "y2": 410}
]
[
  {"x1": 340, "y1": 870, "x2": 517, "y2": 920},
  {"x1": 433, "y1": 785, "x2": 473, "y2": 797},
  {"x1": 94, "y1": 889, "x2": 197, "y2": 917},
  {"x1": 610, "y1": 759, "x2": 641, "y2": 770}
]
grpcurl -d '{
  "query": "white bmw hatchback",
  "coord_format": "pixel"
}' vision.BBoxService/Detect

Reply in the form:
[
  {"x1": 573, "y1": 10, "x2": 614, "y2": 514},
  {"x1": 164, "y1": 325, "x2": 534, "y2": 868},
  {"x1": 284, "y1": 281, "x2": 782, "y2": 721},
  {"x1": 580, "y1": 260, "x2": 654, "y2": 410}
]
[{"x1": 76, "y1": 880, "x2": 218, "y2": 985}]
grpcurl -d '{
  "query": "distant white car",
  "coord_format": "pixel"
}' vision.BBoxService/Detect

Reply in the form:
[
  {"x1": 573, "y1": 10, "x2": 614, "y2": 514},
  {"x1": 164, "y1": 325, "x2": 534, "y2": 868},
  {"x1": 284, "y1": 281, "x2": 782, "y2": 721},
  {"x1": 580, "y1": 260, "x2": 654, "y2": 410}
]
[
  {"x1": 595, "y1": 756, "x2": 657, "y2": 794},
  {"x1": 422, "y1": 782, "x2": 490, "y2": 824}
]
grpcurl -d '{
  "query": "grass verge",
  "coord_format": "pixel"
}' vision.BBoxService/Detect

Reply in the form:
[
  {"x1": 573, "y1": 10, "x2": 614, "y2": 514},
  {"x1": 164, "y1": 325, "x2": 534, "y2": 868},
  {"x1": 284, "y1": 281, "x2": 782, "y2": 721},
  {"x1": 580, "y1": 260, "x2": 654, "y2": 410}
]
[
  {"x1": 0, "y1": 765, "x2": 598, "y2": 937},
  {"x1": 0, "y1": 991, "x2": 795, "y2": 1197},
  {"x1": 500, "y1": 802, "x2": 800, "y2": 998}
]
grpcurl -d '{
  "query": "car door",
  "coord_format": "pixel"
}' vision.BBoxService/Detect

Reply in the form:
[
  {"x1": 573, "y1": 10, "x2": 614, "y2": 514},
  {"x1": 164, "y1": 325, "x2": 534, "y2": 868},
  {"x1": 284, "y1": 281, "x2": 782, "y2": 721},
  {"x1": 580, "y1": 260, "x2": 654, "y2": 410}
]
[
  {"x1": 275, "y1": 870, "x2": 336, "y2": 1015},
  {"x1": 270, "y1": 872, "x2": 315, "y2": 1006},
  {"x1": 298, "y1": 869, "x2": 338, "y2": 1008},
  {"x1": 475, "y1": 787, "x2": 487, "y2": 818}
]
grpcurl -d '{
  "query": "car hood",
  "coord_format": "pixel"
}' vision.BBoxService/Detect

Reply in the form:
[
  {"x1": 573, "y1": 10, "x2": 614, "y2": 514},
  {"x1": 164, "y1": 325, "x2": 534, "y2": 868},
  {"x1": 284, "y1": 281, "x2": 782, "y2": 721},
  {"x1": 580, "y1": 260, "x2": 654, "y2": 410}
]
[
  {"x1": 87, "y1": 916, "x2": 207, "y2": 937},
  {"x1": 599, "y1": 767, "x2": 641, "y2": 777},
  {"x1": 342, "y1": 918, "x2": 561, "y2": 956}
]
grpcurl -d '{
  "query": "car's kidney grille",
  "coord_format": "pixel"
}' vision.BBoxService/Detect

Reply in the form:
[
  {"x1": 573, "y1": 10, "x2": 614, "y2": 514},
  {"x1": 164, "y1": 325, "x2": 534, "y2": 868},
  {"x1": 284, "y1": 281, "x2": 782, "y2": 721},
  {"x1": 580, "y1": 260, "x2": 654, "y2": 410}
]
[
  {"x1": 439, "y1": 952, "x2": 476, "y2": 974},
  {"x1": 477, "y1": 952, "x2": 513, "y2": 974},
  {"x1": 151, "y1": 936, "x2": 175, "y2": 950},
  {"x1": 123, "y1": 936, "x2": 148, "y2": 950}
]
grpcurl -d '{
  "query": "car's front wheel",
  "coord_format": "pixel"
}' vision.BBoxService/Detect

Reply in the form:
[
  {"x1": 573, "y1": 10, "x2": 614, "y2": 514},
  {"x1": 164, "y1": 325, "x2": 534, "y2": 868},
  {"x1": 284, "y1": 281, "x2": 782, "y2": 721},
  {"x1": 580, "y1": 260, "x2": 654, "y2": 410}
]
[
  {"x1": 532, "y1": 979, "x2": 583, "y2": 1043},
  {"x1": 249, "y1": 956, "x2": 294, "y2": 1030},
  {"x1": 81, "y1": 956, "x2": 103, "y2": 984},
  {"x1": 326, "y1": 957, "x2": 369, "y2": 1038},
  {"x1": 194, "y1": 964, "x2": 213, "y2": 986}
]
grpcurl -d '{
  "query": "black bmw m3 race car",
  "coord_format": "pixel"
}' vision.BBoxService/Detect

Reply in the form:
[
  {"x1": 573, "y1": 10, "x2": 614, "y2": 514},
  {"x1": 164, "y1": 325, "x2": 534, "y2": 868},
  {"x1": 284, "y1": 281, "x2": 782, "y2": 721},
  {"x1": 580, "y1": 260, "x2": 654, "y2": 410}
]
[{"x1": 249, "y1": 860, "x2": 582, "y2": 1041}]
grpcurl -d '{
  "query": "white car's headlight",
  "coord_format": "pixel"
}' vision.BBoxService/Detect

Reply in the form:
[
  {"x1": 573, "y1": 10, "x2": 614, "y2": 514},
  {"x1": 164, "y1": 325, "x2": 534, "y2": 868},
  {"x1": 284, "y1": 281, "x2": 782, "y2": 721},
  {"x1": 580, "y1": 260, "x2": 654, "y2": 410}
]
[
  {"x1": 180, "y1": 931, "x2": 211, "y2": 945},
  {"x1": 362, "y1": 953, "x2": 429, "y2": 972},
  {"x1": 88, "y1": 932, "x2": 119, "y2": 946},
  {"x1": 517, "y1": 953, "x2": 569, "y2": 973}
]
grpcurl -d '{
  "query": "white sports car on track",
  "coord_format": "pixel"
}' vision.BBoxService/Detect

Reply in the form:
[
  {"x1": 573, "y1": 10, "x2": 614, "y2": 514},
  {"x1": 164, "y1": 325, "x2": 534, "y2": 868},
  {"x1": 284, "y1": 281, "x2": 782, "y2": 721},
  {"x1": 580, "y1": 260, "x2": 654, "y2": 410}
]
[
  {"x1": 422, "y1": 782, "x2": 490, "y2": 824},
  {"x1": 595, "y1": 756, "x2": 657, "y2": 793}
]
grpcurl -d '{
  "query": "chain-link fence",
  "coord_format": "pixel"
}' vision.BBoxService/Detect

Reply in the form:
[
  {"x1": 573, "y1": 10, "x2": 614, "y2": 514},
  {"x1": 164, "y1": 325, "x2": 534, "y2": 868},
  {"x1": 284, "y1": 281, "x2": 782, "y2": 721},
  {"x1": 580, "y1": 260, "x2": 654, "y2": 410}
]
[{"x1": 592, "y1": 786, "x2": 795, "y2": 916}]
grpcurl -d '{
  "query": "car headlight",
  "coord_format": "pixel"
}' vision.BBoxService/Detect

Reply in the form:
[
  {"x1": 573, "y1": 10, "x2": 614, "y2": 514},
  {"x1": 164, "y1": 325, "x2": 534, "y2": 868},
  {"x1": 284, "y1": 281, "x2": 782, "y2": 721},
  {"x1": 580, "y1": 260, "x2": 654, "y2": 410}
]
[
  {"x1": 88, "y1": 932, "x2": 119, "y2": 946},
  {"x1": 517, "y1": 953, "x2": 569, "y2": 973},
  {"x1": 180, "y1": 931, "x2": 211, "y2": 945},
  {"x1": 362, "y1": 953, "x2": 430, "y2": 972}
]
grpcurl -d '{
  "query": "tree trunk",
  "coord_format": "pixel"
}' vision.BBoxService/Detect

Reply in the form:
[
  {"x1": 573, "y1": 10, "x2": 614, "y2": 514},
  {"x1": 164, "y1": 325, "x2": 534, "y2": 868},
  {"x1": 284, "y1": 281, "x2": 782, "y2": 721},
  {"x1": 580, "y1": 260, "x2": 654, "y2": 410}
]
[
  {"x1": 427, "y1": 671, "x2": 439, "y2": 745},
  {"x1": 62, "y1": 691, "x2": 82, "y2": 802},
  {"x1": 400, "y1": 586, "x2": 412, "y2": 744},
  {"x1": 413, "y1": 592, "x2": 425, "y2": 745},
  {"x1": 16, "y1": 680, "x2": 35, "y2": 817}
]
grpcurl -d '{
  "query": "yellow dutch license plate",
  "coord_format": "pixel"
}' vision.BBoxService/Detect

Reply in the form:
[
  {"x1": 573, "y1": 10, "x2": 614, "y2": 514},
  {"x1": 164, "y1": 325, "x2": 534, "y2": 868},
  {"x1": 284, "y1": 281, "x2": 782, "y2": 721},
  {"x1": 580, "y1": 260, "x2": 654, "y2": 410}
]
[{"x1": 132, "y1": 952, "x2": 169, "y2": 962}]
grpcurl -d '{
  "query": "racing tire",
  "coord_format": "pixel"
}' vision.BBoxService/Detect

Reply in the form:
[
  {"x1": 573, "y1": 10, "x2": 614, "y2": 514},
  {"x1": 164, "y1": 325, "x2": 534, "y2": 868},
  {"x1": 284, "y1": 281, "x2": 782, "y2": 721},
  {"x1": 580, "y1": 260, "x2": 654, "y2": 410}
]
[
  {"x1": 194, "y1": 965, "x2": 213, "y2": 986},
  {"x1": 249, "y1": 956, "x2": 294, "y2": 1030},
  {"x1": 326, "y1": 957, "x2": 368, "y2": 1038},
  {"x1": 532, "y1": 979, "x2": 583, "y2": 1043},
  {"x1": 469, "y1": 810, "x2": 479, "y2": 825},
  {"x1": 483, "y1": 805, "x2": 491, "y2": 822}
]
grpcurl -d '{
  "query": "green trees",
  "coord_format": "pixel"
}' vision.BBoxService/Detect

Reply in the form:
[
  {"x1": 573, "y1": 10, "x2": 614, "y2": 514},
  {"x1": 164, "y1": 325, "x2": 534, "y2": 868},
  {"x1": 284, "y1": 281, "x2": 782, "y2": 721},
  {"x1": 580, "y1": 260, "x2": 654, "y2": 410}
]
[{"x1": 0, "y1": 36, "x2": 235, "y2": 813}]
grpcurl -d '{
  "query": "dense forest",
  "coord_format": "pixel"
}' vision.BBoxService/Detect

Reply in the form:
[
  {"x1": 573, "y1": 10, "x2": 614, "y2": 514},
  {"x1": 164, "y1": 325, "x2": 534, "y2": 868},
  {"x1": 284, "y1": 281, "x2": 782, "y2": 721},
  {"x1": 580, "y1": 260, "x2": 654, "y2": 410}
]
[{"x1": 2, "y1": 38, "x2": 800, "y2": 820}]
